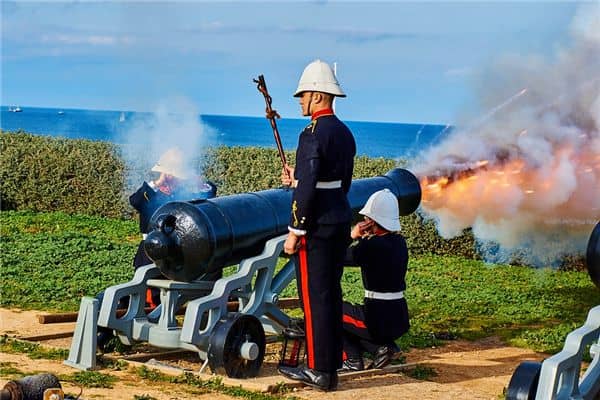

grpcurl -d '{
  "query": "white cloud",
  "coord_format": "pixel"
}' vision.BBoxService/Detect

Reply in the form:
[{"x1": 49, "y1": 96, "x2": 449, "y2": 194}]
[
  {"x1": 41, "y1": 34, "x2": 134, "y2": 46},
  {"x1": 444, "y1": 67, "x2": 473, "y2": 77}
]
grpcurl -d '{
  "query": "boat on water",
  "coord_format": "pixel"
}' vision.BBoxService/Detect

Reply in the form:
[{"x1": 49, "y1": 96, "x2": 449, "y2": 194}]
[
  {"x1": 8, "y1": 106, "x2": 22, "y2": 112},
  {"x1": 119, "y1": 112, "x2": 125, "y2": 122},
  {"x1": 58, "y1": 110, "x2": 65, "y2": 115}
]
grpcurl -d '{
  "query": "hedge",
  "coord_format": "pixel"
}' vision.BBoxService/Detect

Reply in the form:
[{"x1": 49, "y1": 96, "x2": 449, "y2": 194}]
[
  {"x1": 0, "y1": 131, "x2": 400, "y2": 213},
  {"x1": 1, "y1": 131, "x2": 126, "y2": 218},
  {"x1": 1, "y1": 130, "x2": 476, "y2": 258},
  {"x1": 204, "y1": 146, "x2": 399, "y2": 195}
]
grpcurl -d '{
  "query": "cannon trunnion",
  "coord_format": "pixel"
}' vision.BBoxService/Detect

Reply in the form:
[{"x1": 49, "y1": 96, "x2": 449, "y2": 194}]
[{"x1": 145, "y1": 168, "x2": 421, "y2": 282}]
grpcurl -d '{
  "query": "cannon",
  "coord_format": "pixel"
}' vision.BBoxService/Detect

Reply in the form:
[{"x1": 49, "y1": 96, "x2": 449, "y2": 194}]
[
  {"x1": 65, "y1": 168, "x2": 421, "y2": 378},
  {"x1": 143, "y1": 168, "x2": 420, "y2": 282},
  {"x1": 506, "y1": 221, "x2": 600, "y2": 400}
]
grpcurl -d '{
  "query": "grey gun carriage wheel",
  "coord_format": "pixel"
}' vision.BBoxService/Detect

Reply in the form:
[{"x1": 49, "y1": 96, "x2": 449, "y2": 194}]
[
  {"x1": 207, "y1": 313, "x2": 266, "y2": 378},
  {"x1": 506, "y1": 361, "x2": 542, "y2": 400}
]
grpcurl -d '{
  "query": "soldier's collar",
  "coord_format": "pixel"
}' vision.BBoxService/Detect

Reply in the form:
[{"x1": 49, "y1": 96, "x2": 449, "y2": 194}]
[{"x1": 311, "y1": 108, "x2": 334, "y2": 120}]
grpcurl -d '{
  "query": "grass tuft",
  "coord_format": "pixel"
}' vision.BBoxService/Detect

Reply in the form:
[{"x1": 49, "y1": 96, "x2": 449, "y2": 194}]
[
  {"x1": 0, "y1": 361, "x2": 25, "y2": 378},
  {"x1": 405, "y1": 365, "x2": 438, "y2": 380},
  {"x1": 59, "y1": 370, "x2": 118, "y2": 388},
  {"x1": 0, "y1": 336, "x2": 69, "y2": 360},
  {"x1": 134, "y1": 367, "x2": 299, "y2": 399}
]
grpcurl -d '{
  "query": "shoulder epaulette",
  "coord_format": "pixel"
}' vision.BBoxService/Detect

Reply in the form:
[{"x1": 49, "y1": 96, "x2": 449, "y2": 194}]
[{"x1": 304, "y1": 119, "x2": 317, "y2": 134}]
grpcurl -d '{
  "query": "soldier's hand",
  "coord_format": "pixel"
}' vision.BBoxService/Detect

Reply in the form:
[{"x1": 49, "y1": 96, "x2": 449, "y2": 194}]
[
  {"x1": 351, "y1": 220, "x2": 374, "y2": 239},
  {"x1": 284, "y1": 232, "x2": 300, "y2": 254},
  {"x1": 281, "y1": 164, "x2": 297, "y2": 188},
  {"x1": 154, "y1": 172, "x2": 167, "y2": 187}
]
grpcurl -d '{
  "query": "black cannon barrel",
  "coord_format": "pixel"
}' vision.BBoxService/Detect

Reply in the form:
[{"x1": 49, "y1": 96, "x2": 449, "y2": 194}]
[
  {"x1": 586, "y1": 221, "x2": 600, "y2": 289},
  {"x1": 144, "y1": 168, "x2": 421, "y2": 282}
]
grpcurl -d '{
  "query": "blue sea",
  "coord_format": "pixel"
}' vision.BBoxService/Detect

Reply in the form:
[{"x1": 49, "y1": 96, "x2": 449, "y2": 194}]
[{"x1": 0, "y1": 106, "x2": 450, "y2": 159}]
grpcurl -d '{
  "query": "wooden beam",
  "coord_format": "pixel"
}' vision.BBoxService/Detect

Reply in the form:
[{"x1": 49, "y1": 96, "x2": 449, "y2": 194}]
[
  {"x1": 18, "y1": 331, "x2": 74, "y2": 341},
  {"x1": 103, "y1": 349, "x2": 195, "y2": 362}
]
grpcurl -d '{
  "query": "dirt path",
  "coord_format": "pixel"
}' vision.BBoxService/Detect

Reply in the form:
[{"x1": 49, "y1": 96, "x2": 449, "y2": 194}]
[{"x1": 0, "y1": 308, "x2": 546, "y2": 399}]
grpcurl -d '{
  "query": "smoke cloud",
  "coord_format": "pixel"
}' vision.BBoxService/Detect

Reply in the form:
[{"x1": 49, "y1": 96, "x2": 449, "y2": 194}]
[
  {"x1": 118, "y1": 96, "x2": 214, "y2": 193},
  {"x1": 411, "y1": 4, "x2": 600, "y2": 266}
]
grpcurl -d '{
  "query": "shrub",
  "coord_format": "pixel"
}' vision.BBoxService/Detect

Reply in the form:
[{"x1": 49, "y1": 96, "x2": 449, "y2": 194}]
[
  {"x1": 0, "y1": 131, "x2": 126, "y2": 218},
  {"x1": 201, "y1": 147, "x2": 398, "y2": 195}
]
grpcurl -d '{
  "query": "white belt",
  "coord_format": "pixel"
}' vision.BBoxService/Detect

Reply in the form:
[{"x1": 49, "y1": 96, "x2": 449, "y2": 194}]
[
  {"x1": 315, "y1": 180, "x2": 342, "y2": 189},
  {"x1": 142, "y1": 234, "x2": 148, "y2": 240},
  {"x1": 364, "y1": 290, "x2": 404, "y2": 300}
]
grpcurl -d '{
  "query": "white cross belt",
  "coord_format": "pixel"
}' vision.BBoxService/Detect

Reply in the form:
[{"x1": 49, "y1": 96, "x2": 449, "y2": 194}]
[
  {"x1": 364, "y1": 290, "x2": 405, "y2": 300},
  {"x1": 315, "y1": 180, "x2": 342, "y2": 189}
]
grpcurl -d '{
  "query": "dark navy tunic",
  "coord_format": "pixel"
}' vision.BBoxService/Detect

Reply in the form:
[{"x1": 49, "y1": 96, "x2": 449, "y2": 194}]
[
  {"x1": 344, "y1": 233, "x2": 410, "y2": 342},
  {"x1": 289, "y1": 113, "x2": 356, "y2": 232}
]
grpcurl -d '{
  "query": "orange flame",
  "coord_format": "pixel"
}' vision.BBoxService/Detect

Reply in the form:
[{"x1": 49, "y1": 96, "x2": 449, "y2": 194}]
[{"x1": 418, "y1": 146, "x2": 599, "y2": 226}]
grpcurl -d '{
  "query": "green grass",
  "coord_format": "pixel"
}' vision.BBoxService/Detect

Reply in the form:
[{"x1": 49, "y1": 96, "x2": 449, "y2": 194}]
[
  {"x1": 0, "y1": 336, "x2": 69, "y2": 360},
  {"x1": 398, "y1": 256, "x2": 600, "y2": 353},
  {"x1": 405, "y1": 365, "x2": 438, "y2": 380},
  {"x1": 135, "y1": 366, "x2": 299, "y2": 400},
  {"x1": 1, "y1": 210, "x2": 598, "y2": 354},
  {"x1": 0, "y1": 210, "x2": 138, "y2": 311},
  {"x1": 0, "y1": 361, "x2": 26, "y2": 378},
  {"x1": 59, "y1": 370, "x2": 118, "y2": 388}
]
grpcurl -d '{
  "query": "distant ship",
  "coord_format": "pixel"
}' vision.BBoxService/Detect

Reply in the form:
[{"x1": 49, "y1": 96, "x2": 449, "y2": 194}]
[
  {"x1": 119, "y1": 112, "x2": 125, "y2": 122},
  {"x1": 9, "y1": 106, "x2": 22, "y2": 112},
  {"x1": 58, "y1": 110, "x2": 65, "y2": 115}
]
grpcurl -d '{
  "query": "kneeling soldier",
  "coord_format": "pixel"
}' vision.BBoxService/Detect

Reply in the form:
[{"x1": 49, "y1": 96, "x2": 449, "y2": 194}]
[{"x1": 340, "y1": 189, "x2": 410, "y2": 371}]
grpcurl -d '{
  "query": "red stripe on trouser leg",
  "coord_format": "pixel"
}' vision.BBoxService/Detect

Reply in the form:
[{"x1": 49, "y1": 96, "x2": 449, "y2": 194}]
[
  {"x1": 146, "y1": 289, "x2": 157, "y2": 309},
  {"x1": 298, "y1": 236, "x2": 315, "y2": 369},
  {"x1": 343, "y1": 313, "x2": 367, "y2": 329}
]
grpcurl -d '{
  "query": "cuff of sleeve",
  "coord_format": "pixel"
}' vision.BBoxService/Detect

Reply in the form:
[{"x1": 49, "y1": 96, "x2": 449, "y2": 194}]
[
  {"x1": 288, "y1": 226, "x2": 307, "y2": 236},
  {"x1": 148, "y1": 181, "x2": 158, "y2": 190}
]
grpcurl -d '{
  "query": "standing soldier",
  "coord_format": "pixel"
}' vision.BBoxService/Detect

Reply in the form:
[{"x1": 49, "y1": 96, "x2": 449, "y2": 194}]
[{"x1": 278, "y1": 59, "x2": 356, "y2": 391}]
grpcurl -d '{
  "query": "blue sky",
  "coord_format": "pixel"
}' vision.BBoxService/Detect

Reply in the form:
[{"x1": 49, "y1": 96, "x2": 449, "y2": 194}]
[{"x1": 1, "y1": 1, "x2": 582, "y2": 124}]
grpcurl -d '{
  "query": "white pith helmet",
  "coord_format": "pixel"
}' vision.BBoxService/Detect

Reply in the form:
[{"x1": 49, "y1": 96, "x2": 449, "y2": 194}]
[
  {"x1": 294, "y1": 59, "x2": 346, "y2": 98},
  {"x1": 359, "y1": 189, "x2": 401, "y2": 232},
  {"x1": 151, "y1": 147, "x2": 190, "y2": 179}
]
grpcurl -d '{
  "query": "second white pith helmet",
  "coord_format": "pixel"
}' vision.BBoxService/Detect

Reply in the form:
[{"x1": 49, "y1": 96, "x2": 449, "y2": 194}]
[
  {"x1": 359, "y1": 189, "x2": 401, "y2": 232},
  {"x1": 294, "y1": 59, "x2": 346, "y2": 98},
  {"x1": 151, "y1": 147, "x2": 190, "y2": 179}
]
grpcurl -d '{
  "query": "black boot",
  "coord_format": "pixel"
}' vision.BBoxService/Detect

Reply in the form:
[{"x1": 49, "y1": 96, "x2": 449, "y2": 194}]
[
  {"x1": 278, "y1": 366, "x2": 337, "y2": 391},
  {"x1": 338, "y1": 357, "x2": 364, "y2": 372},
  {"x1": 371, "y1": 343, "x2": 400, "y2": 369}
]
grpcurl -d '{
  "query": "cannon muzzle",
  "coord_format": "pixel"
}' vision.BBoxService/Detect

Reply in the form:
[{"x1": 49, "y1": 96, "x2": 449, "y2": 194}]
[{"x1": 145, "y1": 168, "x2": 421, "y2": 282}]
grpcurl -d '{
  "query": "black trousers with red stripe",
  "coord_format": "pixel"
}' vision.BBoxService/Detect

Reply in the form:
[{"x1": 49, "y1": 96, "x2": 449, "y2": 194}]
[
  {"x1": 295, "y1": 223, "x2": 350, "y2": 373},
  {"x1": 342, "y1": 302, "x2": 387, "y2": 359}
]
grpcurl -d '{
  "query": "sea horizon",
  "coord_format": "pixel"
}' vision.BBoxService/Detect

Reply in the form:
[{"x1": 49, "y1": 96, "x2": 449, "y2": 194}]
[
  {"x1": 1, "y1": 104, "x2": 449, "y2": 126},
  {"x1": 1, "y1": 105, "x2": 451, "y2": 159}
]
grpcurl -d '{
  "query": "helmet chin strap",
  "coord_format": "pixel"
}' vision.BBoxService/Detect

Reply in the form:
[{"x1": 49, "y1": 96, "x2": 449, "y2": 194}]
[{"x1": 306, "y1": 92, "x2": 314, "y2": 116}]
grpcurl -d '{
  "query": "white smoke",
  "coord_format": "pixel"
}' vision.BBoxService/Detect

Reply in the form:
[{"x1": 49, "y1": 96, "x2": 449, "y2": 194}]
[
  {"x1": 119, "y1": 96, "x2": 214, "y2": 192},
  {"x1": 411, "y1": 3, "x2": 600, "y2": 266}
]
